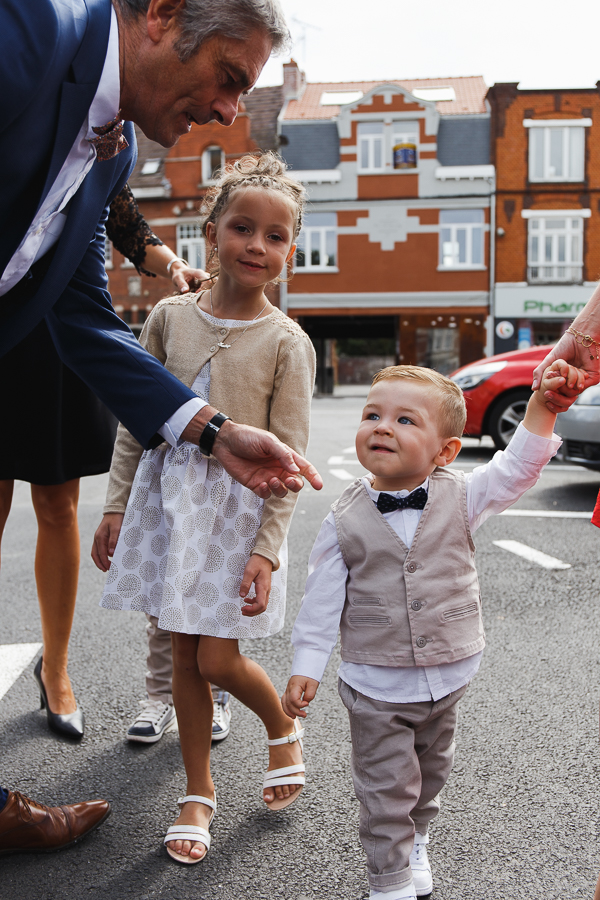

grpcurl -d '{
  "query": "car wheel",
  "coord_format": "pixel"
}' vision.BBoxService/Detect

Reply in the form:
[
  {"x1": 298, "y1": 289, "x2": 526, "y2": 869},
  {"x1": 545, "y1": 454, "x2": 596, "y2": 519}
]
[{"x1": 488, "y1": 389, "x2": 532, "y2": 450}]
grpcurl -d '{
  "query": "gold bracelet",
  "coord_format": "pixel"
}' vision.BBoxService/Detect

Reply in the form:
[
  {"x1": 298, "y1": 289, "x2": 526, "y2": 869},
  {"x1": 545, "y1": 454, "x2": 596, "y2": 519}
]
[{"x1": 567, "y1": 325, "x2": 600, "y2": 360}]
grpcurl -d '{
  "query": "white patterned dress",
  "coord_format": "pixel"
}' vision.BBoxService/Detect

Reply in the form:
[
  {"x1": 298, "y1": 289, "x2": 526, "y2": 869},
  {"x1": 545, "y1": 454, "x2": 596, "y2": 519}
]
[{"x1": 100, "y1": 313, "x2": 287, "y2": 638}]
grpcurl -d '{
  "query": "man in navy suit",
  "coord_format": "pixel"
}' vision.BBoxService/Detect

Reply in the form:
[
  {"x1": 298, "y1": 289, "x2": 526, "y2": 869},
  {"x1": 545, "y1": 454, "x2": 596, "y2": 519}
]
[{"x1": 0, "y1": 0, "x2": 321, "y2": 855}]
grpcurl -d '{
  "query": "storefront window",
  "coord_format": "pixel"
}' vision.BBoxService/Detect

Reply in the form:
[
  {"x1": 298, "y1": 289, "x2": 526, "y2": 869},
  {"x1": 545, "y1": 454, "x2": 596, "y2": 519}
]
[{"x1": 415, "y1": 327, "x2": 460, "y2": 375}]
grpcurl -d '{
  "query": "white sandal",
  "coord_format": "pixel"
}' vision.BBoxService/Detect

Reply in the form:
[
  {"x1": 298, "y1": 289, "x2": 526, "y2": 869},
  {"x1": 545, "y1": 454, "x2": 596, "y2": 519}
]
[
  {"x1": 263, "y1": 719, "x2": 305, "y2": 811},
  {"x1": 164, "y1": 793, "x2": 216, "y2": 864}
]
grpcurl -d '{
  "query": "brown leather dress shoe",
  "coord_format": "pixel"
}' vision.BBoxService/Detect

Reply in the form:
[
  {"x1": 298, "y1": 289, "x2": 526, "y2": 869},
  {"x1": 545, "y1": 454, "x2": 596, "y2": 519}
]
[{"x1": 0, "y1": 790, "x2": 110, "y2": 855}]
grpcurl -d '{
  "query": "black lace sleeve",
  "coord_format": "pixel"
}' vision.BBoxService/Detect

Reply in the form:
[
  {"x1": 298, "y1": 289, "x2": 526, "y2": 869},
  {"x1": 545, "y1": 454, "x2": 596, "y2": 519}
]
[{"x1": 106, "y1": 184, "x2": 164, "y2": 277}]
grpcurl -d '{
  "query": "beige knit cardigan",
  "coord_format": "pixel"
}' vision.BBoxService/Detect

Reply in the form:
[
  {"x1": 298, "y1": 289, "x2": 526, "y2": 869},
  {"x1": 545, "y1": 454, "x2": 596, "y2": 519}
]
[{"x1": 103, "y1": 295, "x2": 316, "y2": 570}]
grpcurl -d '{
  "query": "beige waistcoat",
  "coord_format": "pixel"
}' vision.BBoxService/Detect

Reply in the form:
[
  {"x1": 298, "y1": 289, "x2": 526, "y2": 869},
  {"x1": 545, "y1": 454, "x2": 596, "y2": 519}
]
[
  {"x1": 103, "y1": 295, "x2": 316, "y2": 570},
  {"x1": 332, "y1": 468, "x2": 485, "y2": 667}
]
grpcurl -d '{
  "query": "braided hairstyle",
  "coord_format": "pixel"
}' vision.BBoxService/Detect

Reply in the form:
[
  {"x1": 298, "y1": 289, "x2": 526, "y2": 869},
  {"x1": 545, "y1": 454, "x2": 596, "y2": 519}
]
[{"x1": 200, "y1": 151, "x2": 306, "y2": 282}]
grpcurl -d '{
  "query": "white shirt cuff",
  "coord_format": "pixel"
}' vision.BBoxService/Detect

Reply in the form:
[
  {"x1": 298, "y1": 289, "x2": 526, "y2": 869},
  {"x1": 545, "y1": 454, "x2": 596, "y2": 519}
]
[
  {"x1": 291, "y1": 648, "x2": 331, "y2": 683},
  {"x1": 158, "y1": 398, "x2": 207, "y2": 447}
]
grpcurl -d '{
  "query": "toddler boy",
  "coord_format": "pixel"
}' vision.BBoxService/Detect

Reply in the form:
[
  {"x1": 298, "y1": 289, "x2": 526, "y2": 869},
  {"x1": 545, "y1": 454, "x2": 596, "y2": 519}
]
[{"x1": 283, "y1": 362, "x2": 581, "y2": 900}]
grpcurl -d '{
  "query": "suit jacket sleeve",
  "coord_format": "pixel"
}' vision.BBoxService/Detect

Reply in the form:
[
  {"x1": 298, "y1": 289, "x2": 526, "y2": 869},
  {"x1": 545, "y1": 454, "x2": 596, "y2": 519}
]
[{"x1": 43, "y1": 213, "x2": 197, "y2": 449}]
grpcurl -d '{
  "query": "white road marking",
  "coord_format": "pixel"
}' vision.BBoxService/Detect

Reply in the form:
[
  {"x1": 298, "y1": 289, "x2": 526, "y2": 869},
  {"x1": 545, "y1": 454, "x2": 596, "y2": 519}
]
[
  {"x1": 499, "y1": 509, "x2": 591, "y2": 519},
  {"x1": 0, "y1": 643, "x2": 42, "y2": 701},
  {"x1": 327, "y1": 456, "x2": 345, "y2": 465},
  {"x1": 342, "y1": 446, "x2": 357, "y2": 455},
  {"x1": 493, "y1": 540, "x2": 571, "y2": 570},
  {"x1": 329, "y1": 468, "x2": 356, "y2": 481}
]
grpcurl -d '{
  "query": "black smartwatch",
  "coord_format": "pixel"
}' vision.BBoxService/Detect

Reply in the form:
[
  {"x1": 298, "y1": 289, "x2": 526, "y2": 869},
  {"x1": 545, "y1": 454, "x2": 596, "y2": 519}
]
[{"x1": 198, "y1": 412, "x2": 231, "y2": 457}]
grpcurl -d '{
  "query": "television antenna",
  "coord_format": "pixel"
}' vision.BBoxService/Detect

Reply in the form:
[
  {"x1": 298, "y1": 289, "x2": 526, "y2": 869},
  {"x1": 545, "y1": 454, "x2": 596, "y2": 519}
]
[{"x1": 290, "y1": 16, "x2": 322, "y2": 65}]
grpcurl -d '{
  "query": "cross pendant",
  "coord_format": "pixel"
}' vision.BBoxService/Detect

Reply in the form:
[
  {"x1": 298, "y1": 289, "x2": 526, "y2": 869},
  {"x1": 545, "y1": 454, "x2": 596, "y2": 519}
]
[{"x1": 217, "y1": 341, "x2": 231, "y2": 349}]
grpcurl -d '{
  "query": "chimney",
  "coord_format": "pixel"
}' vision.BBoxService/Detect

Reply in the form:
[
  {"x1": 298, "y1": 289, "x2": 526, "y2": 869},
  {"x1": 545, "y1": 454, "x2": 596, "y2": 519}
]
[{"x1": 283, "y1": 59, "x2": 306, "y2": 100}]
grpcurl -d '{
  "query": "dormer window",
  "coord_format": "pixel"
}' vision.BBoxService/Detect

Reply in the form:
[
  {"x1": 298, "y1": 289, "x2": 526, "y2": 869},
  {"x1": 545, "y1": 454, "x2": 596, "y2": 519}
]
[
  {"x1": 358, "y1": 120, "x2": 419, "y2": 173},
  {"x1": 202, "y1": 146, "x2": 224, "y2": 184}
]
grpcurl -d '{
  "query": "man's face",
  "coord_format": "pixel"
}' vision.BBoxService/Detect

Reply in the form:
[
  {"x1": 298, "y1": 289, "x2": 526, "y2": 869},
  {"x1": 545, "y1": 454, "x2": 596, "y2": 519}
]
[{"x1": 120, "y1": 28, "x2": 272, "y2": 148}]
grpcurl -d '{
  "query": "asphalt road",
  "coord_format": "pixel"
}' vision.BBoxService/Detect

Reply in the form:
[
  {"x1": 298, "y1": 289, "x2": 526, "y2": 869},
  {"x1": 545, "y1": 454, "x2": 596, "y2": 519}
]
[{"x1": 2, "y1": 389, "x2": 600, "y2": 900}]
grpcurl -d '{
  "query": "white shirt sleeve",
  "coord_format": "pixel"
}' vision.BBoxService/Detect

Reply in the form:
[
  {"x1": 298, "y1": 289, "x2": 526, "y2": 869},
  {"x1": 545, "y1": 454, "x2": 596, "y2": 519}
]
[
  {"x1": 157, "y1": 398, "x2": 207, "y2": 447},
  {"x1": 467, "y1": 422, "x2": 561, "y2": 533},
  {"x1": 291, "y1": 513, "x2": 349, "y2": 683}
]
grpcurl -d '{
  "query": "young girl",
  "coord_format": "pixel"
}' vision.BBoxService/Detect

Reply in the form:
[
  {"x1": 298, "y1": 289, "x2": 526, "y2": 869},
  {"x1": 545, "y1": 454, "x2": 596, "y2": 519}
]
[{"x1": 93, "y1": 153, "x2": 315, "y2": 864}]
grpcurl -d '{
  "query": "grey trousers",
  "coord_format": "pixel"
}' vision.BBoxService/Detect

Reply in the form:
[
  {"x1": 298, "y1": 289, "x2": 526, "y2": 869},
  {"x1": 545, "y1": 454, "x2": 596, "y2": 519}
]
[
  {"x1": 338, "y1": 677, "x2": 467, "y2": 893},
  {"x1": 144, "y1": 614, "x2": 223, "y2": 704}
]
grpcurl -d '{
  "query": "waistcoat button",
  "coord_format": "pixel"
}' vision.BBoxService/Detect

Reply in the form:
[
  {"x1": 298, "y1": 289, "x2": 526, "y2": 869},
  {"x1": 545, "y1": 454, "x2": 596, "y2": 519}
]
[
  {"x1": 406, "y1": 562, "x2": 417, "y2": 573},
  {"x1": 210, "y1": 346, "x2": 217, "y2": 352},
  {"x1": 220, "y1": 328, "x2": 227, "y2": 335},
  {"x1": 411, "y1": 600, "x2": 422, "y2": 611},
  {"x1": 416, "y1": 636, "x2": 427, "y2": 648}
]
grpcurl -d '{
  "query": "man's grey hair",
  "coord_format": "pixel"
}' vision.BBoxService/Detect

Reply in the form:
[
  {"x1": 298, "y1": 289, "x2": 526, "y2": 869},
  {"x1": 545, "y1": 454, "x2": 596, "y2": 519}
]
[{"x1": 115, "y1": 0, "x2": 291, "y2": 61}]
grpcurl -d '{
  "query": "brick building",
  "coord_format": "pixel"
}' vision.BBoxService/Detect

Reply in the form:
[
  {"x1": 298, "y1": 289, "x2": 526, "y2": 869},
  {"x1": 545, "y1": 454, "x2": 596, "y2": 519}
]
[
  {"x1": 277, "y1": 61, "x2": 494, "y2": 387},
  {"x1": 106, "y1": 84, "x2": 283, "y2": 330},
  {"x1": 487, "y1": 82, "x2": 600, "y2": 354}
]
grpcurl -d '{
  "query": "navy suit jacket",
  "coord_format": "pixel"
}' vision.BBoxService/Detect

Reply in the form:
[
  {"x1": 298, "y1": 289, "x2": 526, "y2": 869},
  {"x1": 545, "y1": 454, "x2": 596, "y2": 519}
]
[{"x1": 0, "y1": 0, "x2": 196, "y2": 449}]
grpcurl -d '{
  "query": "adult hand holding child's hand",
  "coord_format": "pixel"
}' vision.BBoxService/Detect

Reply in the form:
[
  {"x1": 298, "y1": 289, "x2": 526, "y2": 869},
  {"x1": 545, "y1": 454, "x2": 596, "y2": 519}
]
[{"x1": 537, "y1": 358, "x2": 594, "y2": 414}]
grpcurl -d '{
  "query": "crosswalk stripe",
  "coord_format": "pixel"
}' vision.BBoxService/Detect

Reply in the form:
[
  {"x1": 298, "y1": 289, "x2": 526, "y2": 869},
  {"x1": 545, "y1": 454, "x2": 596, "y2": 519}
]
[
  {"x1": 493, "y1": 540, "x2": 571, "y2": 570},
  {"x1": 0, "y1": 643, "x2": 42, "y2": 701},
  {"x1": 329, "y1": 468, "x2": 355, "y2": 481}
]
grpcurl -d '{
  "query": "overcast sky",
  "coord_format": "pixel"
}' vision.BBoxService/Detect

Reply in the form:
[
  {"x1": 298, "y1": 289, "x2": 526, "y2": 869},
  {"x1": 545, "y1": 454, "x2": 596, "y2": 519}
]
[{"x1": 256, "y1": 0, "x2": 598, "y2": 92}]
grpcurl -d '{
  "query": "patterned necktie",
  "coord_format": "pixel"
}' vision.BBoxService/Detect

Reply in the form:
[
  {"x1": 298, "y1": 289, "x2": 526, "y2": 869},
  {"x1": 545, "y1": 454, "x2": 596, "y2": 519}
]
[
  {"x1": 88, "y1": 112, "x2": 129, "y2": 161},
  {"x1": 375, "y1": 487, "x2": 428, "y2": 514}
]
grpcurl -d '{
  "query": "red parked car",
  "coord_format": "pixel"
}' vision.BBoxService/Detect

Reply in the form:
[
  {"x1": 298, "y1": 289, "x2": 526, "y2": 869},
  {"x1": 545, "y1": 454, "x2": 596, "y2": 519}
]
[{"x1": 450, "y1": 345, "x2": 551, "y2": 449}]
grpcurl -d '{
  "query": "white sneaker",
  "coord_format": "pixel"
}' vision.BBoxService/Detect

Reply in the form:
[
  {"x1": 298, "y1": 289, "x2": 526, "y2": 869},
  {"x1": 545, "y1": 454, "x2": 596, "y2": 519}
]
[
  {"x1": 212, "y1": 690, "x2": 231, "y2": 742},
  {"x1": 126, "y1": 699, "x2": 177, "y2": 743},
  {"x1": 370, "y1": 883, "x2": 417, "y2": 900},
  {"x1": 410, "y1": 832, "x2": 433, "y2": 896}
]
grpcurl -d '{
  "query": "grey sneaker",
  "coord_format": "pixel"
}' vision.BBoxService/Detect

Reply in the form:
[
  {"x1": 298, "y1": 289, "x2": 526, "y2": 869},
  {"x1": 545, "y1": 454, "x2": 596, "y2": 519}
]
[
  {"x1": 126, "y1": 699, "x2": 177, "y2": 744},
  {"x1": 410, "y1": 832, "x2": 432, "y2": 897},
  {"x1": 212, "y1": 691, "x2": 231, "y2": 742}
]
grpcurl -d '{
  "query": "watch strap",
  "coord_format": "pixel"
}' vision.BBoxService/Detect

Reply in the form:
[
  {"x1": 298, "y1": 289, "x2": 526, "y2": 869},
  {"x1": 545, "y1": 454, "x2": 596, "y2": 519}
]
[{"x1": 198, "y1": 412, "x2": 231, "y2": 457}]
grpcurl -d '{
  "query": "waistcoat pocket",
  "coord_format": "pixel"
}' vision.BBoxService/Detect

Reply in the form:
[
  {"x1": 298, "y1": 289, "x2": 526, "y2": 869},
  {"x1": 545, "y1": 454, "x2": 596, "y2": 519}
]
[
  {"x1": 348, "y1": 615, "x2": 392, "y2": 626},
  {"x1": 443, "y1": 602, "x2": 479, "y2": 620},
  {"x1": 350, "y1": 597, "x2": 382, "y2": 606}
]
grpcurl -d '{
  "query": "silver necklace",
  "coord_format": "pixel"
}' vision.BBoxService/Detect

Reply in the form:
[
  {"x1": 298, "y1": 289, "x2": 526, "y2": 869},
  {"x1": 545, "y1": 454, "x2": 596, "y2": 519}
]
[{"x1": 209, "y1": 289, "x2": 269, "y2": 349}]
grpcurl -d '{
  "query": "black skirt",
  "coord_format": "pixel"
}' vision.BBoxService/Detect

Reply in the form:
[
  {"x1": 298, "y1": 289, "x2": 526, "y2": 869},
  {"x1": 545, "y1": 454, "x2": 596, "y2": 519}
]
[{"x1": 0, "y1": 319, "x2": 117, "y2": 485}]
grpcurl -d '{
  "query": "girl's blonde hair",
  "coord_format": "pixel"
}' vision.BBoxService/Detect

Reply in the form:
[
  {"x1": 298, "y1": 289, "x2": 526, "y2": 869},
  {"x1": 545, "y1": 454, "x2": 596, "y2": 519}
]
[{"x1": 200, "y1": 151, "x2": 306, "y2": 282}]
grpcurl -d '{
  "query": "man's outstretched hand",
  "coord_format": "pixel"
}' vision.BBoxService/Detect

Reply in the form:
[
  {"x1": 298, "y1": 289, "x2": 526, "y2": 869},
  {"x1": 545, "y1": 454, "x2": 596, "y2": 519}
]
[
  {"x1": 181, "y1": 410, "x2": 322, "y2": 499},
  {"x1": 214, "y1": 422, "x2": 322, "y2": 499}
]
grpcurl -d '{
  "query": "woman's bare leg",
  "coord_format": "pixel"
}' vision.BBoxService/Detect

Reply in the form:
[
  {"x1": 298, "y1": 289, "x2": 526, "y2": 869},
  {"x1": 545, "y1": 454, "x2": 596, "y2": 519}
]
[
  {"x1": 30, "y1": 480, "x2": 80, "y2": 715},
  {"x1": 198, "y1": 636, "x2": 303, "y2": 804},
  {"x1": 0, "y1": 481, "x2": 15, "y2": 565},
  {"x1": 168, "y1": 632, "x2": 215, "y2": 861}
]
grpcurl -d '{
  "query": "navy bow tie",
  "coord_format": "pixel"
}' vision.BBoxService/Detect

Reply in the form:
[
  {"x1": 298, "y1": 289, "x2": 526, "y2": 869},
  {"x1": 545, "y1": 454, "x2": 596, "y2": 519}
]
[{"x1": 375, "y1": 487, "x2": 428, "y2": 514}]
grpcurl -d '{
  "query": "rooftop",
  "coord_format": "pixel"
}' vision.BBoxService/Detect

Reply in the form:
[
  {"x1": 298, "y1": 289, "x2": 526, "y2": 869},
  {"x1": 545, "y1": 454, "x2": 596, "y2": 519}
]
[{"x1": 283, "y1": 76, "x2": 488, "y2": 120}]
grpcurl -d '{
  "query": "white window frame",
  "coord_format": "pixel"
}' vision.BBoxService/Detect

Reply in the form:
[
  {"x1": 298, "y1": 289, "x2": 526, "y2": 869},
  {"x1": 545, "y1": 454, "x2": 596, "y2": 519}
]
[
  {"x1": 526, "y1": 212, "x2": 586, "y2": 283},
  {"x1": 526, "y1": 121, "x2": 588, "y2": 182},
  {"x1": 358, "y1": 122, "x2": 384, "y2": 173},
  {"x1": 294, "y1": 215, "x2": 337, "y2": 272},
  {"x1": 202, "y1": 145, "x2": 225, "y2": 184},
  {"x1": 176, "y1": 223, "x2": 206, "y2": 271},
  {"x1": 438, "y1": 210, "x2": 485, "y2": 270}
]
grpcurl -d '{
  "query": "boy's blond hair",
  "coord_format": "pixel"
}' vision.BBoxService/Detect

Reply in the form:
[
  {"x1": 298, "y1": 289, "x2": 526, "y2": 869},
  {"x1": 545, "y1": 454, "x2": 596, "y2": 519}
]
[{"x1": 372, "y1": 365, "x2": 466, "y2": 438}]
